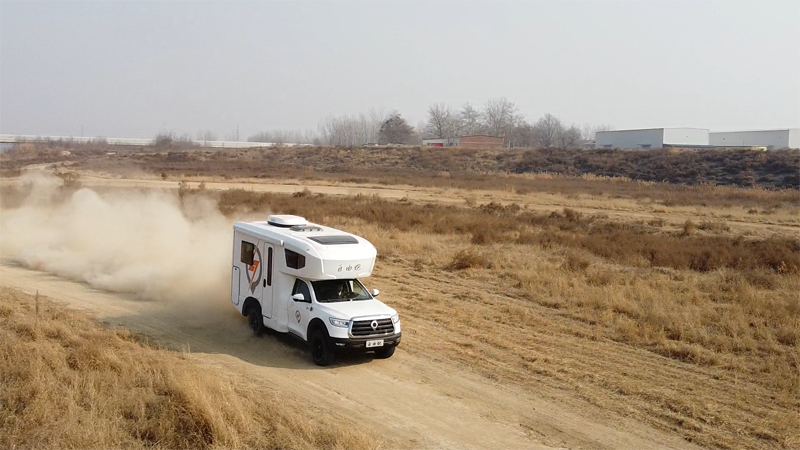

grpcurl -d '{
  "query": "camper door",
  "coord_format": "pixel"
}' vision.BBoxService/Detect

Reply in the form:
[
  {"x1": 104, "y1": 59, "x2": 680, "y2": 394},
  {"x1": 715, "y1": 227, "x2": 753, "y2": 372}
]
[{"x1": 239, "y1": 239, "x2": 275, "y2": 318}]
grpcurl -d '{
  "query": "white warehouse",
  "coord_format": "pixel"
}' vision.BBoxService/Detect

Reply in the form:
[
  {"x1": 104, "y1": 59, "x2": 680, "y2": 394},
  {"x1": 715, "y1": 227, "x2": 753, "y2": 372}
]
[
  {"x1": 595, "y1": 128, "x2": 709, "y2": 149},
  {"x1": 709, "y1": 129, "x2": 799, "y2": 150}
]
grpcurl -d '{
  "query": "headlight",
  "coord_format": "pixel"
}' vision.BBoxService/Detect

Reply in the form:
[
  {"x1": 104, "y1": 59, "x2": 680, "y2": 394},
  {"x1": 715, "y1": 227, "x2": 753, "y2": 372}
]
[
  {"x1": 391, "y1": 314, "x2": 400, "y2": 324},
  {"x1": 329, "y1": 317, "x2": 350, "y2": 328}
]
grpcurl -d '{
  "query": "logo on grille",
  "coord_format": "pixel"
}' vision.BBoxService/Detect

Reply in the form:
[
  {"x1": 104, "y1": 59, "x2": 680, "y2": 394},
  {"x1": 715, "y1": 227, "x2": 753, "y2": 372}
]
[{"x1": 370, "y1": 320, "x2": 378, "y2": 330}]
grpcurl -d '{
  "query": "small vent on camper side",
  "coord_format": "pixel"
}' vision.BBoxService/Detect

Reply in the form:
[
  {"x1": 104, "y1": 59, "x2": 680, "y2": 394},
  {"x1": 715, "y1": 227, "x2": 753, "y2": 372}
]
[
  {"x1": 290, "y1": 225, "x2": 324, "y2": 232},
  {"x1": 308, "y1": 235, "x2": 359, "y2": 245}
]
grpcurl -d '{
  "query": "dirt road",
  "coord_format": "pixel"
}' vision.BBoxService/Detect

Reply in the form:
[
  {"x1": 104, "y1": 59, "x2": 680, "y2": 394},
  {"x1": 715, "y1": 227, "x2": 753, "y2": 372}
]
[{"x1": 0, "y1": 260, "x2": 698, "y2": 450}]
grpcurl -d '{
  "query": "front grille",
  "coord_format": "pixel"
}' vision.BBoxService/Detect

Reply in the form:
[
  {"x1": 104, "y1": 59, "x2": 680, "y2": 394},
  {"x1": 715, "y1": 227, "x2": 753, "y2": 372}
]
[{"x1": 351, "y1": 318, "x2": 394, "y2": 337}]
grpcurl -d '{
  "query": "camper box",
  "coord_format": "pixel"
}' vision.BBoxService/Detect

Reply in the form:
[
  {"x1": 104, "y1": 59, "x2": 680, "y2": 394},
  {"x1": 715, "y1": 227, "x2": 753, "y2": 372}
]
[{"x1": 230, "y1": 215, "x2": 401, "y2": 365}]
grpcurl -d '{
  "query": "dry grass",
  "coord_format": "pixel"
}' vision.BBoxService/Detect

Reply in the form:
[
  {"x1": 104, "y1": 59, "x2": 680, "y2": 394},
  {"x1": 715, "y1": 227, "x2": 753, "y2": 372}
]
[
  {"x1": 3, "y1": 142, "x2": 799, "y2": 206},
  {"x1": 210, "y1": 189, "x2": 800, "y2": 274},
  {"x1": 0, "y1": 287, "x2": 385, "y2": 450},
  {"x1": 341, "y1": 221, "x2": 800, "y2": 450},
  {"x1": 2, "y1": 167, "x2": 799, "y2": 449},
  {"x1": 208, "y1": 190, "x2": 799, "y2": 449}
]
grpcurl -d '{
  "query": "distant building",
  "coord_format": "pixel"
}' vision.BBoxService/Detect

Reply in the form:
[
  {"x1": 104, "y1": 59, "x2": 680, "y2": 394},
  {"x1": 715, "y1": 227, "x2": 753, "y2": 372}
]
[
  {"x1": 595, "y1": 128, "x2": 710, "y2": 149},
  {"x1": 421, "y1": 137, "x2": 459, "y2": 147},
  {"x1": 709, "y1": 129, "x2": 799, "y2": 150},
  {"x1": 422, "y1": 135, "x2": 505, "y2": 149}
]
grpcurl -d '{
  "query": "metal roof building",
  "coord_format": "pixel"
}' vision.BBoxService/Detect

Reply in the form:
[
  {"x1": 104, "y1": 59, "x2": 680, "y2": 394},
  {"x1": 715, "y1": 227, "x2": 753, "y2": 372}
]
[
  {"x1": 595, "y1": 128, "x2": 710, "y2": 149},
  {"x1": 709, "y1": 129, "x2": 799, "y2": 150}
]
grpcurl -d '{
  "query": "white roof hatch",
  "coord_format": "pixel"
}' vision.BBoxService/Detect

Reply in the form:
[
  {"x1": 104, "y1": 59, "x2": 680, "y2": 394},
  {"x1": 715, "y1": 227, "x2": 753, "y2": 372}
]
[{"x1": 267, "y1": 214, "x2": 307, "y2": 228}]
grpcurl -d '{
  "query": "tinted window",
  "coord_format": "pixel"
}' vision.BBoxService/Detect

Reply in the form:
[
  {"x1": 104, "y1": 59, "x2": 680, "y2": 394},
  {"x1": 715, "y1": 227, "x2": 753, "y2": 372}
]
[
  {"x1": 266, "y1": 247, "x2": 273, "y2": 286},
  {"x1": 241, "y1": 241, "x2": 255, "y2": 265},
  {"x1": 292, "y1": 279, "x2": 311, "y2": 301},
  {"x1": 311, "y1": 279, "x2": 371, "y2": 303},
  {"x1": 285, "y1": 249, "x2": 306, "y2": 269}
]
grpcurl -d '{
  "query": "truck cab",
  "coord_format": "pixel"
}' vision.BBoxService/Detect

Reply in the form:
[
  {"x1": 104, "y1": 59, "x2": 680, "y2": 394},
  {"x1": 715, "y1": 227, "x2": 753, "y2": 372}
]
[{"x1": 230, "y1": 215, "x2": 401, "y2": 365}]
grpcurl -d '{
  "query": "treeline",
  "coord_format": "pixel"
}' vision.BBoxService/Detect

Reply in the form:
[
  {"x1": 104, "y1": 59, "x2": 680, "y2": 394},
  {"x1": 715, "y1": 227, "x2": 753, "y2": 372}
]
[
  {"x1": 244, "y1": 98, "x2": 611, "y2": 147},
  {"x1": 421, "y1": 99, "x2": 610, "y2": 149}
]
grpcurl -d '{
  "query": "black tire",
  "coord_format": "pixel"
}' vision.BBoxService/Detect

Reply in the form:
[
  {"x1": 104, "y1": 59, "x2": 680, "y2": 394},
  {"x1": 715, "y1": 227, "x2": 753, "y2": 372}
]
[
  {"x1": 246, "y1": 305, "x2": 264, "y2": 336},
  {"x1": 374, "y1": 345, "x2": 395, "y2": 359},
  {"x1": 310, "y1": 328, "x2": 335, "y2": 366}
]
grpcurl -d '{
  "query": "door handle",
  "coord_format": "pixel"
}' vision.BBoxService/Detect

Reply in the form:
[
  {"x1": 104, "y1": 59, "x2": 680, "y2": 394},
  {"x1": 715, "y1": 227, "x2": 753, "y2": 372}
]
[{"x1": 263, "y1": 279, "x2": 266, "y2": 288}]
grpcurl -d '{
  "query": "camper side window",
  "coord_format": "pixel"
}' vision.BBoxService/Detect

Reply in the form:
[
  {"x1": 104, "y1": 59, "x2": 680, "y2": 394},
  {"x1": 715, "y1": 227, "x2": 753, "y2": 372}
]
[
  {"x1": 285, "y1": 249, "x2": 306, "y2": 269},
  {"x1": 241, "y1": 241, "x2": 255, "y2": 265}
]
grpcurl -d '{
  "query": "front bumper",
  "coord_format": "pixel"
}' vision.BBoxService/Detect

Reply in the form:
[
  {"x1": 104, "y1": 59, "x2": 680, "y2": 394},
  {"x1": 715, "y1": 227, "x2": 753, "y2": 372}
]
[{"x1": 329, "y1": 332, "x2": 402, "y2": 353}]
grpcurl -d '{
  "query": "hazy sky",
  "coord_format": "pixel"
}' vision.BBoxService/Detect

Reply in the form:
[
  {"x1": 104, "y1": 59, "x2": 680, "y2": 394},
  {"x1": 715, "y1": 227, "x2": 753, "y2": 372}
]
[{"x1": 1, "y1": 0, "x2": 798, "y2": 139}]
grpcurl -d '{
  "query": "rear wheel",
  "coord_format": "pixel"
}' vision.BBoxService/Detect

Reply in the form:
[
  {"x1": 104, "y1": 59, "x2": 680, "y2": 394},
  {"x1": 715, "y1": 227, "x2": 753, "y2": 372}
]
[
  {"x1": 247, "y1": 305, "x2": 264, "y2": 336},
  {"x1": 310, "y1": 328, "x2": 335, "y2": 366},
  {"x1": 374, "y1": 345, "x2": 395, "y2": 359}
]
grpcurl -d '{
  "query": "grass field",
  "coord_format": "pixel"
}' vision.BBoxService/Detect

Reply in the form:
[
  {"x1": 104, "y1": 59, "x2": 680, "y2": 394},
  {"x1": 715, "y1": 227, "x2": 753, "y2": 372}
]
[
  {"x1": 0, "y1": 287, "x2": 386, "y2": 450},
  {"x1": 1, "y1": 144, "x2": 799, "y2": 449},
  {"x1": 205, "y1": 186, "x2": 799, "y2": 449}
]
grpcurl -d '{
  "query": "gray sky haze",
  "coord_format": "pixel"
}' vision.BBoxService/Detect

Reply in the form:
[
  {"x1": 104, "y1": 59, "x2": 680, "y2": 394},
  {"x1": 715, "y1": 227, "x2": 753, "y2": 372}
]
[{"x1": 1, "y1": 0, "x2": 798, "y2": 139}]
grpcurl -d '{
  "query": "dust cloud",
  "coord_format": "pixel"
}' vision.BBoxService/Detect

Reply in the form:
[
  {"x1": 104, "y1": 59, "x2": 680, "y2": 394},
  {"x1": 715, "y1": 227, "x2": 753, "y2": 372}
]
[{"x1": 0, "y1": 171, "x2": 232, "y2": 305}]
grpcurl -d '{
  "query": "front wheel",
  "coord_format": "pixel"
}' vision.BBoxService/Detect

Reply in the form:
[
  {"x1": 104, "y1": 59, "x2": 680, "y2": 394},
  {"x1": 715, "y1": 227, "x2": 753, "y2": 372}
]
[
  {"x1": 310, "y1": 329, "x2": 335, "y2": 366},
  {"x1": 247, "y1": 305, "x2": 264, "y2": 336},
  {"x1": 374, "y1": 345, "x2": 395, "y2": 359}
]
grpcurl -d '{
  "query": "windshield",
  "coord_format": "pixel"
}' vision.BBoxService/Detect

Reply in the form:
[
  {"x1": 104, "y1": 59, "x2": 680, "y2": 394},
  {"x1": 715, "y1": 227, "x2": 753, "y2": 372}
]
[{"x1": 312, "y1": 279, "x2": 372, "y2": 303}]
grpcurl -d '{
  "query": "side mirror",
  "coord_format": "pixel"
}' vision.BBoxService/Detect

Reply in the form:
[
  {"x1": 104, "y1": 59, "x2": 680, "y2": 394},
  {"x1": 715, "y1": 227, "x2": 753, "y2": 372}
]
[
  {"x1": 292, "y1": 293, "x2": 306, "y2": 302},
  {"x1": 371, "y1": 289, "x2": 380, "y2": 297}
]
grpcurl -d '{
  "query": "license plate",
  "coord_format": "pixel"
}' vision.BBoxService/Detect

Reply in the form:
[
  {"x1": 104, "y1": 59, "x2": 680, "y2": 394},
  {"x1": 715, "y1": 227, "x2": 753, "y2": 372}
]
[{"x1": 366, "y1": 339, "x2": 384, "y2": 348}]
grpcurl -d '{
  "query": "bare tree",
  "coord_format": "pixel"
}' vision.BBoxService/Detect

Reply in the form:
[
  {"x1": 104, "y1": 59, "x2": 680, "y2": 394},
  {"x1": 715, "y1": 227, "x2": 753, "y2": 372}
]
[
  {"x1": 557, "y1": 124, "x2": 582, "y2": 150},
  {"x1": 416, "y1": 120, "x2": 431, "y2": 139},
  {"x1": 580, "y1": 123, "x2": 613, "y2": 141},
  {"x1": 426, "y1": 103, "x2": 459, "y2": 138},
  {"x1": 367, "y1": 107, "x2": 393, "y2": 144},
  {"x1": 508, "y1": 122, "x2": 535, "y2": 148},
  {"x1": 248, "y1": 129, "x2": 316, "y2": 144},
  {"x1": 318, "y1": 107, "x2": 393, "y2": 146},
  {"x1": 459, "y1": 103, "x2": 483, "y2": 136},
  {"x1": 532, "y1": 113, "x2": 563, "y2": 148},
  {"x1": 196, "y1": 130, "x2": 217, "y2": 144},
  {"x1": 483, "y1": 97, "x2": 520, "y2": 146}
]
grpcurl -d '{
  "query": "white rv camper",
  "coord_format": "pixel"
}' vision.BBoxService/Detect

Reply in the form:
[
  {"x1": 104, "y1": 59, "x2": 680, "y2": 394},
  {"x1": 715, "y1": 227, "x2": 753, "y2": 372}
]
[{"x1": 231, "y1": 215, "x2": 401, "y2": 365}]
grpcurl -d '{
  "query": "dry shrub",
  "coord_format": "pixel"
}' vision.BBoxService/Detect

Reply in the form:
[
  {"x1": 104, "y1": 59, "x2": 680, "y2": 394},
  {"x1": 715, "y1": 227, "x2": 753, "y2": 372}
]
[
  {"x1": 563, "y1": 207, "x2": 583, "y2": 223},
  {"x1": 446, "y1": 248, "x2": 493, "y2": 271},
  {"x1": 741, "y1": 269, "x2": 781, "y2": 289},
  {"x1": 0, "y1": 288, "x2": 384, "y2": 450},
  {"x1": 775, "y1": 326, "x2": 799, "y2": 346},
  {"x1": 681, "y1": 219, "x2": 697, "y2": 236},
  {"x1": 292, "y1": 187, "x2": 312, "y2": 198},
  {"x1": 562, "y1": 252, "x2": 591, "y2": 272},
  {"x1": 471, "y1": 229, "x2": 501, "y2": 245},
  {"x1": 698, "y1": 220, "x2": 731, "y2": 233},
  {"x1": 54, "y1": 171, "x2": 81, "y2": 190}
]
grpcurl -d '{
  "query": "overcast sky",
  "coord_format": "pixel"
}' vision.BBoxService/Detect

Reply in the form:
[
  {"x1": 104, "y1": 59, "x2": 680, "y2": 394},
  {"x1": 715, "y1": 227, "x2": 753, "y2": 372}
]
[{"x1": 1, "y1": 0, "x2": 798, "y2": 139}]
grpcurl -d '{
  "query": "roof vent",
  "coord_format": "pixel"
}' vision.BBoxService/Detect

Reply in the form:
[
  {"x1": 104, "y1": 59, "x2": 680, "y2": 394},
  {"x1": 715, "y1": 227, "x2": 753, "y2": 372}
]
[
  {"x1": 267, "y1": 214, "x2": 308, "y2": 228},
  {"x1": 308, "y1": 235, "x2": 359, "y2": 245},
  {"x1": 290, "y1": 225, "x2": 323, "y2": 232}
]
